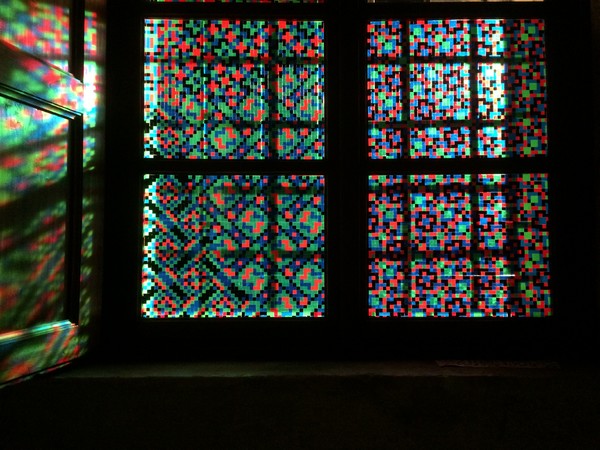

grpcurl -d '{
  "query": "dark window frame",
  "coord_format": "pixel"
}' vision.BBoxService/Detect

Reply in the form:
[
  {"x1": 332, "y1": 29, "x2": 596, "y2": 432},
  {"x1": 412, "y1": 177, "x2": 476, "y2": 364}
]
[{"x1": 103, "y1": 0, "x2": 597, "y2": 360}]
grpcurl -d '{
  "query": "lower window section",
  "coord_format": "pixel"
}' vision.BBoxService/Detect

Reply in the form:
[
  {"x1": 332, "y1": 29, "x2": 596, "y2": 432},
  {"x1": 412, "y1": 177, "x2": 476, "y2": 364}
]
[
  {"x1": 142, "y1": 174, "x2": 325, "y2": 318},
  {"x1": 368, "y1": 173, "x2": 551, "y2": 318}
]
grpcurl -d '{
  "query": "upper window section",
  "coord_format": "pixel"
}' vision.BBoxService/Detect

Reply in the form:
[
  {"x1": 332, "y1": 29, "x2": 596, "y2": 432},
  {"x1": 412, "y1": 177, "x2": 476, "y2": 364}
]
[
  {"x1": 367, "y1": 19, "x2": 547, "y2": 159},
  {"x1": 144, "y1": 19, "x2": 325, "y2": 159}
]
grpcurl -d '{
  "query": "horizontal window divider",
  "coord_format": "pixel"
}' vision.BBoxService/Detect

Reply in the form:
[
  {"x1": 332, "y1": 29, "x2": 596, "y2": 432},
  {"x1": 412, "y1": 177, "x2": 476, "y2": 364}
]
[
  {"x1": 367, "y1": 56, "x2": 546, "y2": 65},
  {"x1": 140, "y1": 159, "x2": 332, "y2": 174},
  {"x1": 369, "y1": 119, "x2": 530, "y2": 129},
  {"x1": 135, "y1": 317, "x2": 332, "y2": 327},
  {"x1": 145, "y1": 56, "x2": 325, "y2": 65},
  {"x1": 364, "y1": 157, "x2": 549, "y2": 174},
  {"x1": 364, "y1": 315, "x2": 555, "y2": 324},
  {"x1": 143, "y1": 4, "x2": 332, "y2": 20},
  {"x1": 361, "y1": 4, "x2": 548, "y2": 20}
]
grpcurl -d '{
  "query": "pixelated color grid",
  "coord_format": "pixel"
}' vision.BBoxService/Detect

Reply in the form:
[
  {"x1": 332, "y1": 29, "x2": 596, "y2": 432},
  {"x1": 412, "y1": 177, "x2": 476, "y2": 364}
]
[
  {"x1": 367, "y1": 19, "x2": 547, "y2": 160},
  {"x1": 368, "y1": 173, "x2": 550, "y2": 318},
  {"x1": 144, "y1": 19, "x2": 325, "y2": 160},
  {"x1": 142, "y1": 174, "x2": 325, "y2": 318}
]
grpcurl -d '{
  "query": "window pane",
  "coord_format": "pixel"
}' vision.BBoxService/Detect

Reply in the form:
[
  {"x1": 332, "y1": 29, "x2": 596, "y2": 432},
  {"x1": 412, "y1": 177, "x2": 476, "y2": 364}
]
[
  {"x1": 366, "y1": 19, "x2": 547, "y2": 159},
  {"x1": 142, "y1": 174, "x2": 325, "y2": 318},
  {"x1": 410, "y1": 63, "x2": 471, "y2": 121},
  {"x1": 0, "y1": 97, "x2": 69, "y2": 333},
  {"x1": 144, "y1": 19, "x2": 325, "y2": 159},
  {"x1": 368, "y1": 174, "x2": 551, "y2": 317},
  {"x1": 0, "y1": 0, "x2": 71, "y2": 71}
]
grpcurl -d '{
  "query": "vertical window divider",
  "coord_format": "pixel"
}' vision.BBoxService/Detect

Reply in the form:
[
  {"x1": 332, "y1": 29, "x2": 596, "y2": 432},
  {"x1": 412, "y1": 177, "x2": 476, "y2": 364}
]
[
  {"x1": 468, "y1": 20, "x2": 481, "y2": 315},
  {"x1": 401, "y1": 19, "x2": 412, "y2": 312}
]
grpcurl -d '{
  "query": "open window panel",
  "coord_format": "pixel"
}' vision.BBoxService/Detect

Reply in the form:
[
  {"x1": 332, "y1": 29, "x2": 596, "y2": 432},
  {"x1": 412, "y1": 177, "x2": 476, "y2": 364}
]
[
  {"x1": 0, "y1": 98, "x2": 71, "y2": 332},
  {"x1": 366, "y1": 17, "x2": 551, "y2": 319},
  {"x1": 0, "y1": 42, "x2": 85, "y2": 381},
  {"x1": 141, "y1": 17, "x2": 328, "y2": 319}
]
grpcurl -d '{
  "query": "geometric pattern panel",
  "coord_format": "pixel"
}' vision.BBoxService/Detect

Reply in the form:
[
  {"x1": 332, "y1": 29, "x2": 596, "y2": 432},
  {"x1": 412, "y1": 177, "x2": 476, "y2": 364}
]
[
  {"x1": 409, "y1": 127, "x2": 470, "y2": 159},
  {"x1": 144, "y1": 19, "x2": 324, "y2": 159},
  {"x1": 409, "y1": 19, "x2": 470, "y2": 57},
  {"x1": 368, "y1": 173, "x2": 551, "y2": 318},
  {"x1": 367, "y1": 18, "x2": 547, "y2": 159},
  {"x1": 142, "y1": 174, "x2": 325, "y2": 318},
  {"x1": 367, "y1": 65, "x2": 403, "y2": 122}
]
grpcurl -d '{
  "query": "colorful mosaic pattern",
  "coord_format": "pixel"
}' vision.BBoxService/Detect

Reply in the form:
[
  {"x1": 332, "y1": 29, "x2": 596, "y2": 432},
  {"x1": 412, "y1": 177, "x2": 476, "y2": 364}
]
[
  {"x1": 142, "y1": 174, "x2": 325, "y2": 318},
  {"x1": 368, "y1": 127, "x2": 403, "y2": 159},
  {"x1": 410, "y1": 63, "x2": 471, "y2": 121},
  {"x1": 410, "y1": 19, "x2": 469, "y2": 57},
  {"x1": 368, "y1": 174, "x2": 551, "y2": 318},
  {"x1": 367, "y1": 19, "x2": 547, "y2": 159},
  {"x1": 478, "y1": 63, "x2": 506, "y2": 121},
  {"x1": 367, "y1": 21, "x2": 403, "y2": 60},
  {"x1": 144, "y1": 19, "x2": 324, "y2": 159},
  {"x1": 367, "y1": 65, "x2": 403, "y2": 122},
  {"x1": 410, "y1": 127, "x2": 470, "y2": 159},
  {"x1": 476, "y1": 19, "x2": 545, "y2": 59}
]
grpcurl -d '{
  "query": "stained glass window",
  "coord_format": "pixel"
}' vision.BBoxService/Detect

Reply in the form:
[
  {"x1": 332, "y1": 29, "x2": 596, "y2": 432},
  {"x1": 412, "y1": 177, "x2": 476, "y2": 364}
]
[
  {"x1": 367, "y1": 19, "x2": 547, "y2": 159},
  {"x1": 142, "y1": 13, "x2": 326, "y2": 319},
  {"x1": 144, "y1": 19, "x2": 325, "y2": 159},
  {"x1": 142, "y1": 174, "x2": 325, "y2": 318},
  {"x1": 141, "y1": 0, "x2": 550, "y2": 323},
  {"x1": 367, "y1": 18, "x2": 550, "y2": 318},
  {"x1": 368, "y1": 0, "x2": 542, "y2": 3},
  {"x1": 368, "y1": 174, "x2": 551, "y2": 318}
]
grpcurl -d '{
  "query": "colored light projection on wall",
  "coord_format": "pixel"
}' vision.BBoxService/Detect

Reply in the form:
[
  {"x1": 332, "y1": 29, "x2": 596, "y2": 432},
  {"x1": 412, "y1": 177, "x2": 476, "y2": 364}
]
[
  {"x1": 0, "y1": 96, "x2": 69, "y2": 333},
  {"x1": 83, "y1": 8, "x2": 102, "y2": 167},
  {"x1": 0, "y1": 0, "x2": 71, "y2": 72},
  {"x1": 367, "y1": 19, "x2": 547, "y2": 159},
  {"x1": 368, "y1": 173, "x2": 550, "y2": 318},
  {"x1": 78, "y1": 0, "x2": 105, "y2": 337},
  {"x1": 142, "y1": 174, "x2": 325, "y2": 318},
  {"x1": 144, "y1": 19, "x2": 324, "y2": 159}
]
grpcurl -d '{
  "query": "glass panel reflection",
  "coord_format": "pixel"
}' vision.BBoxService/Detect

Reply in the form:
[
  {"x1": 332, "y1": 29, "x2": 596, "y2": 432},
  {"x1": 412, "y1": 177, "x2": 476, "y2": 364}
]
[{"x1": 0, "y1": 96, "x2": 69, "y2": 333}]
